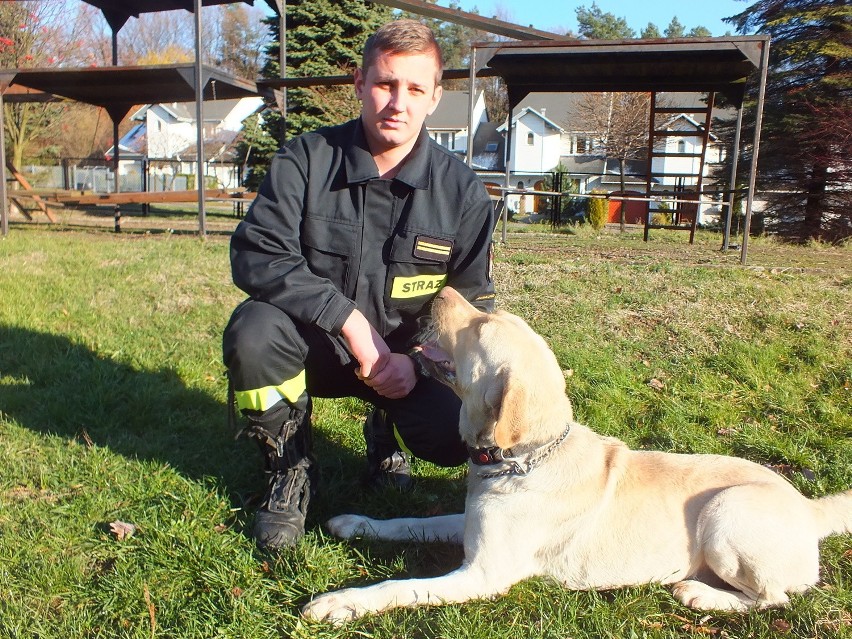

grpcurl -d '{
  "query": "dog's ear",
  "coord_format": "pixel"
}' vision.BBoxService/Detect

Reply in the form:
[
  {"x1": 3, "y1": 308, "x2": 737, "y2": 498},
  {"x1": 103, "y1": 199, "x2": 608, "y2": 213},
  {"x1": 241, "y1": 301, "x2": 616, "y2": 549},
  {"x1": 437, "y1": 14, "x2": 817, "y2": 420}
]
[{"x1": 486, "y1": 367, "x2": 527, "y2": 450}]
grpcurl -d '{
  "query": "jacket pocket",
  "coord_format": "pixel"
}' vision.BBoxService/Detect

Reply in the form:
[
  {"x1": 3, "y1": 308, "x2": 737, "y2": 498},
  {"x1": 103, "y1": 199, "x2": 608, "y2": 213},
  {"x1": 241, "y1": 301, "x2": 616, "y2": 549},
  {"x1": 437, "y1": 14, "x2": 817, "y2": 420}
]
[
  {"x1": 386, "y1": 232, "x2": 452, "y2": 309},
  {"x1": 301, "y1": 217, "x2": 358, "y2": 293}
]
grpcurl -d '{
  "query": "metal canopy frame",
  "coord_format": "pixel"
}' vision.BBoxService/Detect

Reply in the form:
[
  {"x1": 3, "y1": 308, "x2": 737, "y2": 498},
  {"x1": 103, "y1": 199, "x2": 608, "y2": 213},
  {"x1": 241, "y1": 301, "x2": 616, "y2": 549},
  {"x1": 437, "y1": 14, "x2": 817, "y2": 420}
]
[
  {"x1": 0, "y1": 0, "x2": 271, "y2": 236},
  {"x1": 468, "y1": 36, "x2": 770, "y2": 263},
  {"x1": 0, "y1": 64, "x2": 262, "y2": 233}
]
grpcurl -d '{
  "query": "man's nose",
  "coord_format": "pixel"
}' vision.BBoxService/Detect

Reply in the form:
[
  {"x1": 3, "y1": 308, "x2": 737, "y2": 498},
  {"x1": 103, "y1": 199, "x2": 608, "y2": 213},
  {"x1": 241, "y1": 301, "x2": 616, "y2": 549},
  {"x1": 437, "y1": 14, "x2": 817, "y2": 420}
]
[{"x1": 387, "y1": 88, "x2": 406, "y2": 112}]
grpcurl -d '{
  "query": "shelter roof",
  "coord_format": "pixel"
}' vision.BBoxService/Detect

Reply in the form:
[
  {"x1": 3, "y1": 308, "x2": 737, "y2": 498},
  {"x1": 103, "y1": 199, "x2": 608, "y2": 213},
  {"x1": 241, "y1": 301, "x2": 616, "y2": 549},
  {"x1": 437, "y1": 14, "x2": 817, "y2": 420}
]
[
  {"x1": 80, "y1": 0, "x2": 275, "y2": 30},
  {"x1": 427, "y1": 91, "x2": 479, "y2": 129},
  {"x1": 475, "y1": 36, "x2": 769, "y2": 108},
  {"x1": 0, "y1": 64, "x2": 261, "y2": 121}
]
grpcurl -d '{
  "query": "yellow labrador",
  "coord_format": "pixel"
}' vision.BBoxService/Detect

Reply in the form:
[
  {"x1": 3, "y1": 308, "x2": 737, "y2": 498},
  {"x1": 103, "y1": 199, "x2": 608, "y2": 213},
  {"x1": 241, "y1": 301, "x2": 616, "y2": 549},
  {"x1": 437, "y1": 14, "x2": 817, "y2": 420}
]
[{"x1": 303, "y1": 287, "x2": 852, "y2": 623}]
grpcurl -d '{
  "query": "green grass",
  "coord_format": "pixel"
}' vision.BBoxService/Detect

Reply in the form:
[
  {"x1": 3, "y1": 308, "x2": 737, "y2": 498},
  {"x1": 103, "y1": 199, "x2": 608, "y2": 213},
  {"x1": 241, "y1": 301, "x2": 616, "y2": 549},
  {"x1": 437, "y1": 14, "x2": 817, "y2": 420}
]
[{"x1": 0, "y1": 225, "x2": 850, "y2": 638}]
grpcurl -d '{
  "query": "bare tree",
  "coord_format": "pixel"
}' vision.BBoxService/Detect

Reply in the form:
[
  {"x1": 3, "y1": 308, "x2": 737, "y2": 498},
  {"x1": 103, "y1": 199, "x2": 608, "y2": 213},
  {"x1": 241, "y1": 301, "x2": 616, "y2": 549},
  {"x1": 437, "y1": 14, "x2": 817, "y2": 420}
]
[
  {"x1": 212, "y1": 4, "x2": 270, "y2": 78},
  {"x1": 576, "y1": 92, "x2": 654, "y2": 231},
  {"x1": 1, "y1": 2, "x2": 73, "y2": 167}
]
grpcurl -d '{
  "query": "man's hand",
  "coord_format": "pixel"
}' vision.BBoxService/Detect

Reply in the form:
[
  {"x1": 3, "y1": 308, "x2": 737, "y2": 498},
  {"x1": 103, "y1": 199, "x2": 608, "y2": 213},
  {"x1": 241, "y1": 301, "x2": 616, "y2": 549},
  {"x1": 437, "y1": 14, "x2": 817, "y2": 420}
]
[
  {"x1": 358, "y1": 353, "x2": 417, "y2": 399},
  {"x1": 341, "y1": 309, "x2": 389, "y2": 379},
  {"x1": 341, "y1": 310, "x2": 417, "y2": 399}
]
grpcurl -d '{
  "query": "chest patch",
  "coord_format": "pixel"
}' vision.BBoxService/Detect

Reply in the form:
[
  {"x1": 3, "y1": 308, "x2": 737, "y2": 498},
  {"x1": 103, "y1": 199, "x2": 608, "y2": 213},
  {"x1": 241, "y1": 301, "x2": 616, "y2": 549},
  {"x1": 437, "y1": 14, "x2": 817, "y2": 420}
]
[
  {"x1": 391, "y1": 274, "x2": 448, "y2": 299},
  {"x1": 413, "y1": 235, "x2": 453, "y2": 262}
]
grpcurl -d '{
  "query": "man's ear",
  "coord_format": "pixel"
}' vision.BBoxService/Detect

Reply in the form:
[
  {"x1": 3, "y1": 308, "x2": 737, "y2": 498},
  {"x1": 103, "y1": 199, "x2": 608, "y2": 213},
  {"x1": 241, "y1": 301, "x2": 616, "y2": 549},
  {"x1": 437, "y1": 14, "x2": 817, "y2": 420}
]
[
  {"x1": 485, "y1": 367, "x2": 527, "y2": 450},
  {"x1": 353, "y1": 67, "x2": 365, "y2": 100},
  {"x1": 427, "y1": 84, "x2": 443, "y2": 116}
]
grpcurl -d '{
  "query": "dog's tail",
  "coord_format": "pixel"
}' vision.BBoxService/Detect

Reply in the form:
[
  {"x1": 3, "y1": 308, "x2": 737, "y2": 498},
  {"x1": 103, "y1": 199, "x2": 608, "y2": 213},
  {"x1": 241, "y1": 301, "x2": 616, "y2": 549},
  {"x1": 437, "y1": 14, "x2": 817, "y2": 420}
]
[{"x1": 811, "y1": 489, "x2": 852, "y2": 538}]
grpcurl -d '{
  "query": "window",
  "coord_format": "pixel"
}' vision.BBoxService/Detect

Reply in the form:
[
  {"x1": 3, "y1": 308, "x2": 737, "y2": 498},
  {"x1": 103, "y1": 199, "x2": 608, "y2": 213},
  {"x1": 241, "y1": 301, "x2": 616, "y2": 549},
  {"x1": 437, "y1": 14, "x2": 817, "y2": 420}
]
[
  {"x1": 485, "y1": 142, "x2": 498, "y2": 152},
  {"x1": 576, "y1": 137, "x2": 587, "y2": 154},
  {"x1": 527, "y1": 132, "x2": 535, "y2": 145},
  {"x1": 677, "y1": 140, "x2": 687, "y2": 154}
]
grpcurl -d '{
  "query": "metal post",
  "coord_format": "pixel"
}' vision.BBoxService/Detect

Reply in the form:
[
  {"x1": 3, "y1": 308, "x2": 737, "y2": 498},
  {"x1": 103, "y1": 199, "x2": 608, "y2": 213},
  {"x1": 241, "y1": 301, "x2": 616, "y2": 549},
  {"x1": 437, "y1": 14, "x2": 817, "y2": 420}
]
[
  {"x1": 740, "y1": 39, "x2": 770, "y2": 266},
  {"x1": 113, "y1": 117, "x2": 120, "y2": 232},
  {"x1": 279, "y1": 2, "x2": 287, "y2": 141},
  {"x1": 466, "y1": 46, "x2": 476, "y2": 167},
  {"x1": 111, "y1": 25, "x2": 120, "y2": 232},
  {"x1": 722, "y1": 105, "x2": 744, "y2": 251},
  {"x1": 502, "y1": 101, "x2": 512, "y2": 244},
  {"x1": 194, "y1": 0, "x2": 207, "y2": 236},
  {"x1": 0, "y1": 90, "x2": 7, "y2": 237}
]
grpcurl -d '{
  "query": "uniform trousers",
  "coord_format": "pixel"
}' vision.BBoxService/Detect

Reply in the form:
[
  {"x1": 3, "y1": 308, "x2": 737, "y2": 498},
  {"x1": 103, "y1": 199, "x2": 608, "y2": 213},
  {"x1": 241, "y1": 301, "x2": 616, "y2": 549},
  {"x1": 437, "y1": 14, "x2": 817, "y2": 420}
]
[{"x1": 222, "y1": 299, "x2": 467, "y2": 467}]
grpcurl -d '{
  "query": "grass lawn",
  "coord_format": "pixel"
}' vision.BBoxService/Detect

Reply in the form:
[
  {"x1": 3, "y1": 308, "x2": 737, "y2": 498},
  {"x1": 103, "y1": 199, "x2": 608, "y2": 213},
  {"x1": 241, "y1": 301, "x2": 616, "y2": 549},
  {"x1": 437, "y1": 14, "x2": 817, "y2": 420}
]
[{"x1": 0, "y1": 220, "x2": 850, "y2": 638}]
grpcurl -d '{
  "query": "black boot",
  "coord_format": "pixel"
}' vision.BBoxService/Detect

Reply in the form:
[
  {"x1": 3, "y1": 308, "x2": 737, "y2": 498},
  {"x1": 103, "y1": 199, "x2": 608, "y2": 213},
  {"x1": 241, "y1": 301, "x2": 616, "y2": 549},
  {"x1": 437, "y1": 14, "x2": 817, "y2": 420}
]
[
  {"x1": 245, "y1": 403, "x2": 317, "y2": 549},
  {"x1": 363, "y1": 408, "x2": 413, "y2": 491}
]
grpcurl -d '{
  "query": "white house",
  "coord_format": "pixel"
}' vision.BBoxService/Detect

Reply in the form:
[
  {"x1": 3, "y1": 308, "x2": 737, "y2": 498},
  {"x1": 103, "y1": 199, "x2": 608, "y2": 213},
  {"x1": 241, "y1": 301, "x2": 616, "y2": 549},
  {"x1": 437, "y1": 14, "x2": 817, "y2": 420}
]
[
  {"x1": 490, "y1": 92, "x2": 728, "y2": 224},
  {"x1": 650, "y1": 113, "x2": 725, "y2": 223},
  {"x1": 107, "y1": 96, "x2": 263, "y2": 191}
]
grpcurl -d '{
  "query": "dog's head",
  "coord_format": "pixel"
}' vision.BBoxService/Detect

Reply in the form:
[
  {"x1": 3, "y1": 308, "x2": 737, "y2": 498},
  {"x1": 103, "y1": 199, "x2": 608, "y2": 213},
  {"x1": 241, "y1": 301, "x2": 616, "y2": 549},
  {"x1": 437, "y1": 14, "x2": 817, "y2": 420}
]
[{"x1": 415, "y1": 287, "x2": 572, "y2": 451}]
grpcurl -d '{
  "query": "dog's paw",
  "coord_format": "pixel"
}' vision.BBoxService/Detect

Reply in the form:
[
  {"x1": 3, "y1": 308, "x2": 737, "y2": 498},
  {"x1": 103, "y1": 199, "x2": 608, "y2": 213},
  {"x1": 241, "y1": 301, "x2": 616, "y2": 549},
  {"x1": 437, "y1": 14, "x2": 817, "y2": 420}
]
[
  {"x1": 671, "y1": 580, "x2": 752, "y2": 611},
  {"x1": 301, "y1": 590, "x2": 364, "y2": 624},
  {"x1": 326, "y1": 514, "x2": 376, "y2": 539}
]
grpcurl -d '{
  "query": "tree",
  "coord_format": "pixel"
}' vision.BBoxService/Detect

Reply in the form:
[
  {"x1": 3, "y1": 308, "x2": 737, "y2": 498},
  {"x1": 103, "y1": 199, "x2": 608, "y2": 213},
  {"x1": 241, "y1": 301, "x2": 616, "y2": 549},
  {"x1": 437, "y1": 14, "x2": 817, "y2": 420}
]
[
  {"x1": 575, "y1": 4, "x2": 635, "y2": 39},
  {"x1": 238, "y1": 0, "x2": 392, "y2": 188},
  {"x1": 576, "y1": 92, "x2": 655, "y2": 231},
  {"x1": 726, "y1": 0, "x2": 851, "y2": 242},
  {"x1": 664, "y1": 17, "x2": 685, "y2": 38},
  {"x1": 688, "y1": 26, "x2": 712, "y2": 37},
  {"x1": 0, "y1": 2, "x2": 81, "y2": 167},
  {"x1": 641, "y1": 23, "x2": 662, "y2": 39},
  {"x1": 213, "y1": 4, "x2": 270, "y2": 78}
]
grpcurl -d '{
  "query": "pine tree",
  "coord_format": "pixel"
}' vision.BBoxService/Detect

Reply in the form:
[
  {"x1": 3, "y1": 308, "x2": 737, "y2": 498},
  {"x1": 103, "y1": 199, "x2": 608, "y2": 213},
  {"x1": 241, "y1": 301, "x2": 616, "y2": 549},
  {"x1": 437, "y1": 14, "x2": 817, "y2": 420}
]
[
  {"x1": 726, "y1": 0, "x2": 851, "y2": 242},
  {"x1": 239, "y1": 0, "x2": 391, "y2": 188},
  {"x1": 575, "y1": 4, "x2": 635, "y2": 39}
]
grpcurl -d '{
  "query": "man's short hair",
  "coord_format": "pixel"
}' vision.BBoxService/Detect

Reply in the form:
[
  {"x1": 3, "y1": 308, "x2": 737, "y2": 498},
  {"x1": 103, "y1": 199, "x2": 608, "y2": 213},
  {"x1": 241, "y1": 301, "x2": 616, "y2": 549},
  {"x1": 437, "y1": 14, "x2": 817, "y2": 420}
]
[{"x1": 362, "y1": 19, "x2": 444, "y2": 84}]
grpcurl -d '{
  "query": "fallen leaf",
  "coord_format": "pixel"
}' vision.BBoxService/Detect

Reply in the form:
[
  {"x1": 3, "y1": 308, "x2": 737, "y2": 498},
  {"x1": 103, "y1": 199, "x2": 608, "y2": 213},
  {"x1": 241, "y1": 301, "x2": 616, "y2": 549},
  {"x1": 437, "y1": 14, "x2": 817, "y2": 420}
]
[
  {"x1": 640, "y1": 620, "x2": 663, "y2": 629},
  {"x1": 213, "y1": 523, "x2": 228, "y2": 533},
  {"x1": 648, "y1": 378, "x2": 666, "y2": 391},
  {"x1": 771, "y1": 619, "x2": 791, "y2": 633},
  {"x1": 109, "y1": 520, "x2": 136, "y2": 541}
]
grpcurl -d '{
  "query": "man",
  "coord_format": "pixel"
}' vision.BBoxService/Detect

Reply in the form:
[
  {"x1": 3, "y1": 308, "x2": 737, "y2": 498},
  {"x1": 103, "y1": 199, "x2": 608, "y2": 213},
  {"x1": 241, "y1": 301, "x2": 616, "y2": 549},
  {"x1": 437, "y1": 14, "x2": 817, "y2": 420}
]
[{"x1": 223, "y1": 19, "x2": 495, "y2": 550}]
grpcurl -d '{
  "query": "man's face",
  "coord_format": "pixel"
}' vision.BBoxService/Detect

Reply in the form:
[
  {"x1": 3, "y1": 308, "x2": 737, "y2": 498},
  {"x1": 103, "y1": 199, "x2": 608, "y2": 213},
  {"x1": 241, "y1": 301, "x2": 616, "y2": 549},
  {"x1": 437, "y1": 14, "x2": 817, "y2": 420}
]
[{"x1": 354, "y1": 51, "x2": 443, "y2": 158}]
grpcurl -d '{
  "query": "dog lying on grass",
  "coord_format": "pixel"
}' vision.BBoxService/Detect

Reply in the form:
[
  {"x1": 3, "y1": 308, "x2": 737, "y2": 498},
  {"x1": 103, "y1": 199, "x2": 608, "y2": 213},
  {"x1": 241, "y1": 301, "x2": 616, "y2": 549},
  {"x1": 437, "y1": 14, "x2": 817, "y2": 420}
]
[{"x1": 302, "y1": 286, "x2": 852, "y2": 624}]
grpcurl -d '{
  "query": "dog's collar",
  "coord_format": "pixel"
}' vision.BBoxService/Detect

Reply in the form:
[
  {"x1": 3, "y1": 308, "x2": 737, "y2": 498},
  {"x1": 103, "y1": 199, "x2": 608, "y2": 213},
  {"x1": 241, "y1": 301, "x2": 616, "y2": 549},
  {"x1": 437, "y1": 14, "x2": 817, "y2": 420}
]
[{"x1": 469, "y1": 422, "x2": 572, "y2": 479}]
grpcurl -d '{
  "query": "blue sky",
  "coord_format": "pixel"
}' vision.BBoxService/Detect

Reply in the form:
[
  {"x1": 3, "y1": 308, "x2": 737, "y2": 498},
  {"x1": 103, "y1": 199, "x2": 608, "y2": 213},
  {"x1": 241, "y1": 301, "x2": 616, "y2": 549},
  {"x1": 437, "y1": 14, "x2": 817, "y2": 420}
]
[{"x1": 446, "y1": 0, "x2": 752, "y2": 37}]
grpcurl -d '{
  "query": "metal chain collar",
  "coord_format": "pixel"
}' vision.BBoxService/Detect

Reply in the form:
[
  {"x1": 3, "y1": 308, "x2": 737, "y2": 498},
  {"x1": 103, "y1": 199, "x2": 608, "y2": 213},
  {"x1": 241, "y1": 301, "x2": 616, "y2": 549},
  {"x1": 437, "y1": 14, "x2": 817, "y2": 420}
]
[{"x1": 475, "y1": 422, "x2": 572, "y2": 479}]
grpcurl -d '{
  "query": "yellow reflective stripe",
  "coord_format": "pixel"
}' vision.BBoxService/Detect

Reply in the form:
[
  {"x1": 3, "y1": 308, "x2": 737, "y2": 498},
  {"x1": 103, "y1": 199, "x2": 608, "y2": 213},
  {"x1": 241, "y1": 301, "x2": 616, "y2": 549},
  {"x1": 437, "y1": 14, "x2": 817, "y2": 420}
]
[
  {"x1": 416, "y1": 241, "x2": 451, "y2": 256},
  {"x1": 234, "y1": 370, "x2": 306, "y2": 412},
  {"x1": 390, "y1": 274, "x2": 448, "y2": 299},
  {"x1": 392, "y1": 424, "x2": 412, "y2": 457}
]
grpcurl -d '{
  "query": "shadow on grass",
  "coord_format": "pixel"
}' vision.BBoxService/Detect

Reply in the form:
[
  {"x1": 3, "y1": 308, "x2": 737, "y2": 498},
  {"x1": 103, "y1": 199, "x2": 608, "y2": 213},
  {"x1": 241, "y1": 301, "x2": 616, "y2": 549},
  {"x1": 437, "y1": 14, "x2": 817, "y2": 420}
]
[
  {"x1": 0, "y1": 324, "x2": 469, "y2": 562},
  {"x1": 0, "y1": 324, "x2": 379, "y2": 537}
]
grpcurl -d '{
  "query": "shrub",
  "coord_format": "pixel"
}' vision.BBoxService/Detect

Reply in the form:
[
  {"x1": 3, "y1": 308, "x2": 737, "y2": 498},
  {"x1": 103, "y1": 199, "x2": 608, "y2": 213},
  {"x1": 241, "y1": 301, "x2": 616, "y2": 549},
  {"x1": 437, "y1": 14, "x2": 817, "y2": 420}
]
[
  {"x1": 588, "y1": 190, "x2": 608, "y2": 230},
  {"x1": 651, "y1": 211, "x2": 673, "y2": 226}
]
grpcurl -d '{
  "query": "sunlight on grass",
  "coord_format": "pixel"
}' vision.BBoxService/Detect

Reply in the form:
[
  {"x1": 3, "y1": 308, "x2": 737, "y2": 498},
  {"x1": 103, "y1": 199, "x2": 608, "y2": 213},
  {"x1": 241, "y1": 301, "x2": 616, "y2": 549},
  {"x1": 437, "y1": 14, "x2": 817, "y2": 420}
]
[{"x1": 0, "y1": 227, "x2": 849, "y2": 638}]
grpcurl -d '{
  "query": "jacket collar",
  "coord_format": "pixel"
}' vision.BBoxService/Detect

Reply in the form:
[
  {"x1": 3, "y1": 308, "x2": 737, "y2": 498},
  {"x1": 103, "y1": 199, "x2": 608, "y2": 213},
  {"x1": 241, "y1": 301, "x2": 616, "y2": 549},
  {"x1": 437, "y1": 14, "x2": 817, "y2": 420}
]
[{"x1": 344, "y1": 117, "x2": 432, "y2": 190}]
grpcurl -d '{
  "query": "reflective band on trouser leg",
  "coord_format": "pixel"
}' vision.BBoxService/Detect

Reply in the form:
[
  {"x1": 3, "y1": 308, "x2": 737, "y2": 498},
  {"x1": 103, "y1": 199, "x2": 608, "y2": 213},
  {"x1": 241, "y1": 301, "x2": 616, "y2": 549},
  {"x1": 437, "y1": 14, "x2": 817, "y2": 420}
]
[
  {"x1": 234, "y1": 370, "x2": 307, "y2": 412},
  {"x1": 392, "y1": 423, "x2": 413, "y2": 457}
]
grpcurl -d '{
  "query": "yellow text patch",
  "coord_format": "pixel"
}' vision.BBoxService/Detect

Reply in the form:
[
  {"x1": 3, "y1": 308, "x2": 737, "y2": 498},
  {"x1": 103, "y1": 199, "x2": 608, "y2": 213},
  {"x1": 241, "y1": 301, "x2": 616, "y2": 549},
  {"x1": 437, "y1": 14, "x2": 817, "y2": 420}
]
[{"x1": 391, "y1": 274, "x2": 448, "y2": 299}]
